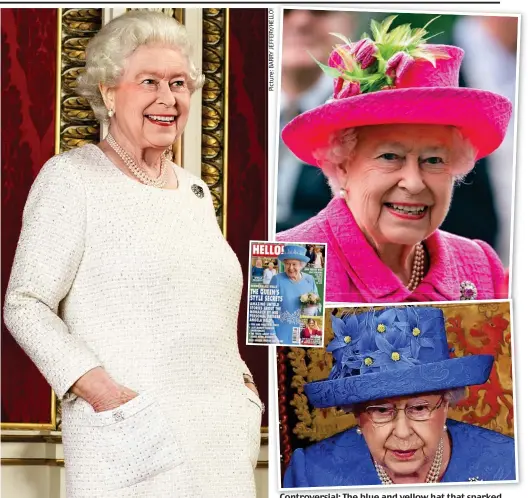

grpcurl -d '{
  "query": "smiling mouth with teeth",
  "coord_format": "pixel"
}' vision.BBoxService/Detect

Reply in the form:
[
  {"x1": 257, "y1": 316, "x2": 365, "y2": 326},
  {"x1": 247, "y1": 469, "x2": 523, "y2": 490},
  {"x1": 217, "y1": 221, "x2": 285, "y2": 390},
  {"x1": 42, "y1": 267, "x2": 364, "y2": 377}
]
[
  {"x1": 385, "y1": 203, "x2": 428, "y2": 215},
  {"x1": 146, "y1": 115, "x2": 176, "y2": 123}
]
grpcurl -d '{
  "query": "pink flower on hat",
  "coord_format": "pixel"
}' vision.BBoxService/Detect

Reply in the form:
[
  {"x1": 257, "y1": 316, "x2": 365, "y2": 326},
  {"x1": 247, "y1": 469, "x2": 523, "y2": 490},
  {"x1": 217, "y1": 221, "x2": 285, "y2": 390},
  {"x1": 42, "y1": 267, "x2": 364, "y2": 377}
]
[
  {"x1": 353, "y1": 38, "x2": 378, "y2": 69},
  {"x1": 333, "y1": 77, "x2": 344, "y2": 97},
  {"x1": 385, "y1": 51, "x2": 415, "y2": 85},
  {"x1": 334, "y1": 79, "x2": 361, "y2": 99}
]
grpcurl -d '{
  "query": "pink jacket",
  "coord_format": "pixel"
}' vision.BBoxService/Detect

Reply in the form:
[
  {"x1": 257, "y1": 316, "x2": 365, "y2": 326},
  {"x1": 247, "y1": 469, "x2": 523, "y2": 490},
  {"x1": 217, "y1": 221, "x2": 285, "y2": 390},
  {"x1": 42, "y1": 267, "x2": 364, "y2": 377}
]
[{"x1": 277, "y1": 198, "x2": 507, "y2": 303}]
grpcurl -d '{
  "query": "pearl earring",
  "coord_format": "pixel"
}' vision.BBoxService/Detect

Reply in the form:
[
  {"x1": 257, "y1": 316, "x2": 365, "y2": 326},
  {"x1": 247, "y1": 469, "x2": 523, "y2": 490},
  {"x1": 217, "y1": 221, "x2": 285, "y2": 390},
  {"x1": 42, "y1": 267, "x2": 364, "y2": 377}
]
[
  {"x1": 443, "y1": 424, "x2": 447, "y2": 432},
  {"x1": 108, "y1": 109, "x2": 115, "y2": 118},
  {"x1": 356, "y1": 427, "x2": 362, "y2": 435},
  {"x1": 339, "y1": 187, "x2": 347, "y2": 199}
]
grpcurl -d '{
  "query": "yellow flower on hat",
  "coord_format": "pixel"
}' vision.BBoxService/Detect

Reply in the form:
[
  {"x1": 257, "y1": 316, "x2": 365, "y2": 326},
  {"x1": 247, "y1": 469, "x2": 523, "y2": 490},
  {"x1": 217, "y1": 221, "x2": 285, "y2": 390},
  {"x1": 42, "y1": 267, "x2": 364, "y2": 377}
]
[
  {"x1": 391, "y1": 352, "x2": 401, "y2": 361},
  {"x1": 364, "y1": 357, "x2": 373, "y2": 366},
  {"x1": 344, "y1": 336, "x2": 351, "y2": 344},
  {"x1": 412, "y1": 327, "x2": 421, "y2": 337},
  {"x1": 377, "y1": 323, "x2": 386, "y2": 333}
]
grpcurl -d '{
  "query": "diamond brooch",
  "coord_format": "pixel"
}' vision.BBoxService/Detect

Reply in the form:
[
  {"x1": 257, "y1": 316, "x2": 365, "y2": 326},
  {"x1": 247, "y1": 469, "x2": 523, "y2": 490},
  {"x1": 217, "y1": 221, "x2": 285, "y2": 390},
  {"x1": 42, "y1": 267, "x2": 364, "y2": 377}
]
[
  {"x1": 191, "y1": 184, "x2": 204, "y2": 198},
  {"x1": 460, "y1": 281, "x2": 477, "y2": 300}
]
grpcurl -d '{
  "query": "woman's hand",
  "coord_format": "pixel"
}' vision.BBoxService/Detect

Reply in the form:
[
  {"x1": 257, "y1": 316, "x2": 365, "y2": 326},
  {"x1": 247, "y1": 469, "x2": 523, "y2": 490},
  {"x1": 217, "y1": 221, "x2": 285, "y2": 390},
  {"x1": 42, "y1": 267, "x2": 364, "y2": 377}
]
[
  {"x1": 243, "y1": 373, "x2": 260, "y2": 399},
  {"x1": 245, "y1": 381, "x2": 260, "y2": 399},
  {"x1": 70, "y1": 366, "x2": 138, "y2": 413},
  {"x1": 90, "y1": 384, "x2": 138, "y2": 413}
]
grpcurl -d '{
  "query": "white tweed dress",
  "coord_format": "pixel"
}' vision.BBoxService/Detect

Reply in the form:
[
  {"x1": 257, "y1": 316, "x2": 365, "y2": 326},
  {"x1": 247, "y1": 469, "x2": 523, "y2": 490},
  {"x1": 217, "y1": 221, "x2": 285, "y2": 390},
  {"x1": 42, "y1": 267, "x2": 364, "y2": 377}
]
[{"x1": 4, "y1": 145, "x2": 262, "y2": 498}]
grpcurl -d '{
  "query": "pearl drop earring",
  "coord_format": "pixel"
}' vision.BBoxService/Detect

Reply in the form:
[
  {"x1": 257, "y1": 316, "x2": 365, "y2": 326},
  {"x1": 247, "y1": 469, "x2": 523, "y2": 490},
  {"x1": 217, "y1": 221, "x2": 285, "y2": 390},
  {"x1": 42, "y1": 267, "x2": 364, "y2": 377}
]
[
  {"x1": 443, "y1": 424, "x2": 447, "y2": 432},
  {"x1": 108, "y1": 109, "x2": 115, "y2": 118},
  {"x1": 339, "y1": 187, "x2": 347, "y2": 199},
  {"x1": 356, "y1": 427, "x2": 362, "y2": 435}
]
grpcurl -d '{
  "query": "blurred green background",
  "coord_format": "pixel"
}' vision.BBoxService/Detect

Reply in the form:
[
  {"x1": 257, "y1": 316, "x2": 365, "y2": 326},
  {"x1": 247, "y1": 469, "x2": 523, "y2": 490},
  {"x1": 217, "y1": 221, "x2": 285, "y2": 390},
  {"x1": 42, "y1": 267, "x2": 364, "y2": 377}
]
[{"x1": 358, "y1": 12, "x2": 458, "y2": 45}]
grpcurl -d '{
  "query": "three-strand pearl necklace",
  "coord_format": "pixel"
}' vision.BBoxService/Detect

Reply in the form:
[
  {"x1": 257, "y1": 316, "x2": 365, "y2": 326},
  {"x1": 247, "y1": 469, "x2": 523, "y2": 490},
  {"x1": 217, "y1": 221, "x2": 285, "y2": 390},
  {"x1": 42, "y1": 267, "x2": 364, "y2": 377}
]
[
  {"x1": 406, "y1": 242, "x2": 425, "y2": 291},
  {"x1": 374, "y1": 436, "x2": 444, "y2": 484},
  {"x1": 106, "y1": 133, "x2": 169, "y2": 188}
]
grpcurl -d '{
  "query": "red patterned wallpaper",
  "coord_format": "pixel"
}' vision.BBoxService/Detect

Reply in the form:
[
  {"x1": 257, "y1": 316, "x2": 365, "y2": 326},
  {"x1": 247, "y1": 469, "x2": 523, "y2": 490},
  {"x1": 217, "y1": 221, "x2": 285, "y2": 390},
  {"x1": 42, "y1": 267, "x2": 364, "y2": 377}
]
[
  {"x1": 1, "y1": 8, "x2": 58, "y2": 423},
  {"x1": 227, "y1": 9, "x2": 269, "y2": 425}
]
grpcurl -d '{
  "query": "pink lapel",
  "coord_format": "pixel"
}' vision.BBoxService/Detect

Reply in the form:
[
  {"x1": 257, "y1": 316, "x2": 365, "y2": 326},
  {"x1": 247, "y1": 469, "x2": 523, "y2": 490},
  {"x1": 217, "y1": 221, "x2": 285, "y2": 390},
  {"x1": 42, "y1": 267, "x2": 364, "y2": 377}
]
[
  {"x1": 415, "y1": 231, "x2": 460, "y2": 301},
  {"x1": 322, "y1": 199, "x2": 458, "y2": 302}
]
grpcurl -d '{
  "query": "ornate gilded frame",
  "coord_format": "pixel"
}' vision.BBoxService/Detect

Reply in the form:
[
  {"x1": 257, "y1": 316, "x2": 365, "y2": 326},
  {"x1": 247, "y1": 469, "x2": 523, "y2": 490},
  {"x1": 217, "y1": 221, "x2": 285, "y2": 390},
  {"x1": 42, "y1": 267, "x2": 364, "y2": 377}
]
[{"x1": 201, "y1": 8, "x2": 229, "y2": 234}]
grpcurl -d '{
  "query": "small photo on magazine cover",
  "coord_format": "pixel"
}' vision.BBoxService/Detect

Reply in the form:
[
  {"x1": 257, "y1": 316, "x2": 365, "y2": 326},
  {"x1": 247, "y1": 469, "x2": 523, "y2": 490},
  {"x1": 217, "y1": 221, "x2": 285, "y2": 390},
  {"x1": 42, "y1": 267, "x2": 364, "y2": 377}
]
[
  {"x1": 246, "y1": 241, "x2": 327, "y2": 346},
  {"x1": 277, "y1": 301, "x2": 516, "y2": 488}
]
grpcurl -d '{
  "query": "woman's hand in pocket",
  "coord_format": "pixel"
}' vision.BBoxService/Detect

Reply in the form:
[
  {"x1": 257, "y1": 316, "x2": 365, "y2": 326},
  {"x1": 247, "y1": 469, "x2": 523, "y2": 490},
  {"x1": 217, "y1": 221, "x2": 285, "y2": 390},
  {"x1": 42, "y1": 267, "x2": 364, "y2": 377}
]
[
  {"x1": 71, "y1": 366, "x2": 138, "y2": 412},
  {"x1": 91, "y1": 384, "x2": 138, "y2": 413},
  {"x1": 245, "y1": 381, "x2": 260, "y2": 400}
]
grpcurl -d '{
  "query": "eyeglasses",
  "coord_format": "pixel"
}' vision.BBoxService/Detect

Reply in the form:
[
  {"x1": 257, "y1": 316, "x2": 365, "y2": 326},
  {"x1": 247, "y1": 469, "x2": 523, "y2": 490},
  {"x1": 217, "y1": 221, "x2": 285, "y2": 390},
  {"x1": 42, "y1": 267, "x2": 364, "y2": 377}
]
[{"x1": 364, "y1": 396, "x2": 445, "y2": 424}]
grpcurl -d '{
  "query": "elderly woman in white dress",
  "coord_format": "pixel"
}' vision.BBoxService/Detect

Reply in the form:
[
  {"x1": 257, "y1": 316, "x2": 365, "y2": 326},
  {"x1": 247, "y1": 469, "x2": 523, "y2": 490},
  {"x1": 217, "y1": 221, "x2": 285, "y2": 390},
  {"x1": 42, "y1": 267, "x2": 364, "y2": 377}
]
[{"x1": 4, "y1": 11, "x2": 262, "y2": 498}]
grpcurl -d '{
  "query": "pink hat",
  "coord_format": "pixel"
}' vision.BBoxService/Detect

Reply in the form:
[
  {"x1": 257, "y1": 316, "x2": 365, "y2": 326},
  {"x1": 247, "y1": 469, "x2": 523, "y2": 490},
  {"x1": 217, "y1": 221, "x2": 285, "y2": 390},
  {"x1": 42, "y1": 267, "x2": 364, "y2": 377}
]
[{"x1": 282, "y1": 18, "x2": 513, "y2": 166}]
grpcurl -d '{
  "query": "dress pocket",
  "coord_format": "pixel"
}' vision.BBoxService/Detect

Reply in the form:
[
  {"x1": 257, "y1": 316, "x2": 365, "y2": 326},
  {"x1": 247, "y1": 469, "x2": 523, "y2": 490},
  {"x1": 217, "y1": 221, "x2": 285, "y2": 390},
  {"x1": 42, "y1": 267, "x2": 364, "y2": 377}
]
[
  {"x1": 243, "y1": 387, "x2": 263, "y2": 468},
  {"x1": 79, "y1": 390, "x2": 183, "y2": 490}
]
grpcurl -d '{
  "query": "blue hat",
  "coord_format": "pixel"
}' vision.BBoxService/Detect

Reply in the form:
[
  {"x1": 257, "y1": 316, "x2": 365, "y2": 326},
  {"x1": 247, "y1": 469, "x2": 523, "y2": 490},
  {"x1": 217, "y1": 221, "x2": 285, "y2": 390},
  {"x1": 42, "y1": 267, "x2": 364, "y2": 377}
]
[
  {"x1": 278, "y1": 244, "x2": 310, "y2": 263},
  {"x1": 304, "y1": 307, "x2": 494, "y2": 408}
]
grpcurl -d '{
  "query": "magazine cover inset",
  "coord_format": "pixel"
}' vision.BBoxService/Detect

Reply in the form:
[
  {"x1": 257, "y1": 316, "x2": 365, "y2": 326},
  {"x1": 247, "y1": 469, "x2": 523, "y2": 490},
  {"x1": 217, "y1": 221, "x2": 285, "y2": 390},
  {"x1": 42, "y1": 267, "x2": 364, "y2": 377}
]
[{"x1": 246, "y1": 241, "x2": 327, "y2": 346}]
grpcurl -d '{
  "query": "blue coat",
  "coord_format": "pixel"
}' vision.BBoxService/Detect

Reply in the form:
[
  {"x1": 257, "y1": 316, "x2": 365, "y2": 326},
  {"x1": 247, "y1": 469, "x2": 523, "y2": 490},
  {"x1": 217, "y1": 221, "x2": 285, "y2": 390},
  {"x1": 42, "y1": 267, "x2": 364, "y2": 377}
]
[
  {"x1": 284, "y1": 419, "x2": 515, "y2": 487},
  {"x1": 252, "y1": 266, "x2": 264, "y2": 283},
  {"x1": 269, "y1": 272, "x2": 318, "y2": 344}
]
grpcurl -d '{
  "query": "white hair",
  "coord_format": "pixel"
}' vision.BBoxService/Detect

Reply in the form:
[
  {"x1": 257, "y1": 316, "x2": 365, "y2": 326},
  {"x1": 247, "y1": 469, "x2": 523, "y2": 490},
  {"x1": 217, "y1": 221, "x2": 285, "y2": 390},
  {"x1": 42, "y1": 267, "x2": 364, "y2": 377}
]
[
  {"x1": 313, "y1": 128, "x2": 358, "y2": 195},
  {"x1": 444, "y1": 387, "x2": 467, "y2": 407},
  {"x1": 76, "y1": 10, "x2": 205, "y2": 122},
  {"x1": 312, "y1": 126, "x2": 477, "y2": 196}
]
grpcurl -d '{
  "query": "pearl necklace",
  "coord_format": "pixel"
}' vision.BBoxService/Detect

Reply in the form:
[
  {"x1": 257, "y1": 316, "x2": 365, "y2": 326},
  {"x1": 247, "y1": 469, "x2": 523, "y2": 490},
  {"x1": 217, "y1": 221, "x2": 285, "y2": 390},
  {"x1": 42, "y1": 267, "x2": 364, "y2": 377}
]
[
  {"x1": 106, "y1": 133, "x2": 168, "y2": 188},
  {"x1": 374, "y1": 436, "x2": 444, "y2": 485},
  {"x1": 406, "y1": 242, "x2": 425, "y2": 292}
]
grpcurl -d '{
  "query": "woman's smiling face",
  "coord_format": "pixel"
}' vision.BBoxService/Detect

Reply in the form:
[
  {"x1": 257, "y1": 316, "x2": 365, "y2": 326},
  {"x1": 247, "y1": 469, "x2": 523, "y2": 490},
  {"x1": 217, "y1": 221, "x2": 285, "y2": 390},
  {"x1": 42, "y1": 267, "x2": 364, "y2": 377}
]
[
  {"x1": 338, "y1": 124, "x2": 461, "y2": 247},
  {"x1": 102, "y1": 43, "x2": 191, "y2": 150},
  {"x1": 283, "y1": 259, "x2": 303, "y2": 279}
]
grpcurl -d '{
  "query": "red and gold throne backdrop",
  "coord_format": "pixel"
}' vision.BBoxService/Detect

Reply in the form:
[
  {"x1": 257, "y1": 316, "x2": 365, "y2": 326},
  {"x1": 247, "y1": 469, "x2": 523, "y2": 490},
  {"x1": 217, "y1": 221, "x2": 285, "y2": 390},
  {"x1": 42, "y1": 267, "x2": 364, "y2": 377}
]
[
  {"x1": 277, "y1": 302, "x2": 513, "y2": 477},
  {"x1": 1, "y1": 8, "x2": 268, "y2": 433}
]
